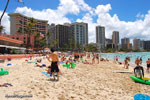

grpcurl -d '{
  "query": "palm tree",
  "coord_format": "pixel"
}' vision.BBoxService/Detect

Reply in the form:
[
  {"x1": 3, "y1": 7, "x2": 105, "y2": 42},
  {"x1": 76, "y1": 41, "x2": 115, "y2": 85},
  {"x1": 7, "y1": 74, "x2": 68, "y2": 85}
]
[
  {"x1": 24, "y1": 17, "x2": 37, "y2": 53},
  {"x1": 0, "y1": 0, "x2": 10, "y2": 26},
  {"x1": 0, "y1": 0, "x2": 24, "y2": 25},
  {"x1": 46, "y1": 31, "x2": 58, "y2": 49},
  {"x1": 0, "y1": 25, "x2": 4, "y2": 34}
]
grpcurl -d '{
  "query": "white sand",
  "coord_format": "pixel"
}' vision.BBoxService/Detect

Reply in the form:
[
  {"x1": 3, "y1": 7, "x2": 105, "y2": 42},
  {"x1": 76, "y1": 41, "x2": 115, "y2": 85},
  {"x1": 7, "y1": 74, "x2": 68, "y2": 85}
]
[{"x1": 0, "y1": 57, "x2": 150, "y2": 100}]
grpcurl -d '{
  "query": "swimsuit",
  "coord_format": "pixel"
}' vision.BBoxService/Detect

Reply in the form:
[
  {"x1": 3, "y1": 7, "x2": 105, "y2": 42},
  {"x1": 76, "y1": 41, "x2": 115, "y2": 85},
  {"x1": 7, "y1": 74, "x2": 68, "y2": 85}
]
[{"x1": 51, "y1": 62, "x2": 59, "y2": 72}]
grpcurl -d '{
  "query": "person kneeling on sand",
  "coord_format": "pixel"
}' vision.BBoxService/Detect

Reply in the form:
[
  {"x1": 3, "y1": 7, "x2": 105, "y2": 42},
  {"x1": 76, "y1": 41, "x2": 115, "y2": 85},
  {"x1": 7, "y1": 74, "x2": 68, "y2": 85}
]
[
  {"x1": 134, "y1": 63, "x2": 144, "y2": 79},
  {"x1": 48, "y1": 48, "x2": 60, "y2": 81}
]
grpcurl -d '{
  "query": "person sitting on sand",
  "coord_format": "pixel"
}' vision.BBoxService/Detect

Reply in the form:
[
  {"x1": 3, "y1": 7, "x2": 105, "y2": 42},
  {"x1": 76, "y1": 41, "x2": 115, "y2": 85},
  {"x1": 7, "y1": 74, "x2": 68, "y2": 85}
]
[
  {"x1": 134, "y1": 63, "x2": 144, "y2": 78},
  {"x1": 87, "y1": 53, "x2": 90, "y2": 59},
  {"x1": 83, "y1": 59, "x2": 92, "y2": 65},
  {"x1": 48, "y1": 48, "x2": 60, "y2": 81}
]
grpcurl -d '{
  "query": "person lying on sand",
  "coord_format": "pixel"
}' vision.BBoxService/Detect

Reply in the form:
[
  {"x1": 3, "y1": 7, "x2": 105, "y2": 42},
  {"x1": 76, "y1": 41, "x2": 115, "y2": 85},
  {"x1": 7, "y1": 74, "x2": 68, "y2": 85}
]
[
  {"x1": 47, "y1": 48, "x2": 60, "y2": 81},
  {"x1": 83, "y1": 59, "x2": 92, "y2": 65},
  {"x1": 134, "y1": 63, "x2": 144, "y2": 79}
]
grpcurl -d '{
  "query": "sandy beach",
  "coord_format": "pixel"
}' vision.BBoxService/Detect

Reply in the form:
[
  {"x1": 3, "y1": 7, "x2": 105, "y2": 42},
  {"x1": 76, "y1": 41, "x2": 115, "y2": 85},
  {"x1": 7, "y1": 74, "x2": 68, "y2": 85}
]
[{"x1": 0, "y1": 56, "x2": 150, "y2": 100}]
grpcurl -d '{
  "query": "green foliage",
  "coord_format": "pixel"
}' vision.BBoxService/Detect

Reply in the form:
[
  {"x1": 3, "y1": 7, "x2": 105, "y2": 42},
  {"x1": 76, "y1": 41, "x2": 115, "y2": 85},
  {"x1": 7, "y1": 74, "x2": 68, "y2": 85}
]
[
  {"x1": 84, "y1": 44, "x2": 98, "y2": 52},
  {"x1": 0, "y1": 25, "x2": 4, "y2": 34},
  {"x1": 12, "y1": 49, "x2": 16, "y2": 54}
]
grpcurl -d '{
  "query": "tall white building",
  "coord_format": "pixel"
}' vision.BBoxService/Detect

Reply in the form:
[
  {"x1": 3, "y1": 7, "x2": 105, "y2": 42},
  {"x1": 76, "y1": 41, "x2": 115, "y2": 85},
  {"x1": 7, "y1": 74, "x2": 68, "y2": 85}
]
[
  {"x1": 133, "y1": 38, "x2": 140, "y2": 50},
  {"x1": 112, "y1": 31, "x2": 119, "y2": 49},
  {"x1": 71, "y1": 22, "x2": 88, "y2": 47},
  {"x1": 96, "y1": 26, "x2": 105, "y2": 49}
]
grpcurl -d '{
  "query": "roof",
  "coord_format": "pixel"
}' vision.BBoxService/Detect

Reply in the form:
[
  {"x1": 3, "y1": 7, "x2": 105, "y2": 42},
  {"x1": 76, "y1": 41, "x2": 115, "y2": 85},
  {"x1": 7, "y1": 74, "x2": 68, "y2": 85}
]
[
  {"x1": 8, "y1": 13, "x2": 48, "y2": 22},
  {"x1": 0, "y1": 36, "x2": 23, "y2": 44},
  {"x1": 0, "y1": 45, "x2": 26, "y2": 49}
]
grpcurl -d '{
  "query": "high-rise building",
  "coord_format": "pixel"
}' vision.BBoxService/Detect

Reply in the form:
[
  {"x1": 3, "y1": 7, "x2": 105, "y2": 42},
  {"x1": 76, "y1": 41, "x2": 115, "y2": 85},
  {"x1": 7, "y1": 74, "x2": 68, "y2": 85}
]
[
  {"x1": 47, "y1": 24, "x2": 56, "y2": 46},
  {"x1": 8, "y1": 13, "x2": 48, "y2": 35},
  {"x1": 144, "y1": 41, "x2": 150, "y2": 50},
  {"x1": 140, "y1": 40, "x2": 144, "y2": 50},
  {"x1": 96, "y1": 26, "x2": 105, "y2": 49},
  {"x1": 56, "y1": 24, "x2": 73, "y2": 49},
  {"x1": 121, "y1": 37, "x2": 131, "y2": 49},
  {"x1": 105, "y1": 38, "x2": 114, "y2": 49},
  {"x1": 112, "y1": 31, "x2": 119, "y2": 49},
  {"x1": 71, "y1": 22, "x2": 88, "y2": 47},
  {"x1": 133, "y1": 38, "x2": 140, "y2": 50}
]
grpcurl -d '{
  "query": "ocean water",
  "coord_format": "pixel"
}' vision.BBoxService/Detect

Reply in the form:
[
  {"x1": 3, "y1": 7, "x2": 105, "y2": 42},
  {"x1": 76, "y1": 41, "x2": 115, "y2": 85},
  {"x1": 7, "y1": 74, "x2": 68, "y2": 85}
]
[{"x1": 100, "y1": 52, "x2": 150, "y2": 67}]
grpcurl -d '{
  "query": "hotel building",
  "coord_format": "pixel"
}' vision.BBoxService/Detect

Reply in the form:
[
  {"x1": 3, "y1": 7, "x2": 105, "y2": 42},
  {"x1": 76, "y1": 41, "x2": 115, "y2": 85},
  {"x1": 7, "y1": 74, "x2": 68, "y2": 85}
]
[
  {"x1": 8, "y1": 13, "x2": 48, "y2": 35},
  {"x1": 96, "y1": 26, "x2": 105, "y2": 49}
]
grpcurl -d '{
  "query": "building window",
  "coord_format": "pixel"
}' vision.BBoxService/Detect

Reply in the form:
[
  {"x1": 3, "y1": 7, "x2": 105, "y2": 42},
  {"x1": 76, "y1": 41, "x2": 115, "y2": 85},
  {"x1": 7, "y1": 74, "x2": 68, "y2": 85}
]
[
  {"x1": 17, "y1": 37, "x2": 19, "y2": 40},
  {"x1": 12, "y1": 37, "x2": 14, "y2": 39},
  {"x1": 24, "y1": 37, "x2": 26, "y2": 40}
]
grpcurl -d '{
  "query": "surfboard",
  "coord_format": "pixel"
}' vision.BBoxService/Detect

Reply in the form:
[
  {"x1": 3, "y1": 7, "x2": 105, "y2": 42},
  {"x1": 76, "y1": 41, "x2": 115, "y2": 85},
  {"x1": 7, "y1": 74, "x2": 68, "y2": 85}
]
[{"x1": 112, "y1": 70, "x2": 133, "y2": 73}]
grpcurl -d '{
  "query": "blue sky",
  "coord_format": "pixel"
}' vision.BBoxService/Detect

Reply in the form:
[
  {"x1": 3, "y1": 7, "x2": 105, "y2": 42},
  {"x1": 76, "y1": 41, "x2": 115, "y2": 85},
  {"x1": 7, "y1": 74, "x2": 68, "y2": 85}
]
[
  {"x1": 0, "y1": 0, "x2": 150, "y2": 42},
  {"x1": 1, "y1": 0, "x2": 150, "y2": 21}
]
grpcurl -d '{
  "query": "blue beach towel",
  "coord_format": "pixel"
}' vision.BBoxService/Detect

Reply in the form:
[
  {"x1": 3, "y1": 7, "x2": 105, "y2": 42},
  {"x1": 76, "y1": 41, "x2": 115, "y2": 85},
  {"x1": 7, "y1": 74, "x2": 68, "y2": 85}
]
[
  {"x1": 134, "y1": 94, "x2": 150, "y2": 100},
  {"x1": 41, "y1": 71, "x2": 61, "y2": 77}
]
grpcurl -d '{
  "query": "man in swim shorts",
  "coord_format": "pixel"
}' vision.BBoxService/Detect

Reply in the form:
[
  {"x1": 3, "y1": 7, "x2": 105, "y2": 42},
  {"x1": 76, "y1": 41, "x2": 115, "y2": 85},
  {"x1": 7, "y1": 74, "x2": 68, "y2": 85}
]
[{"x1": 48, "y1": 48, "x2": 60, "y2": 81}]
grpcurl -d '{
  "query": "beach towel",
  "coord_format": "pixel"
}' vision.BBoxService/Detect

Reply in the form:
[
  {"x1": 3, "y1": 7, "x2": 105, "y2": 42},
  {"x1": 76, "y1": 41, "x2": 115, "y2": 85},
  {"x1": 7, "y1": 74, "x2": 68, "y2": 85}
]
[
  {"x1": 0, "y1": 83, "x2": 13, "y2": 87},
  {"x1": 41, "y1": 71, "x2": 61, "y2": 77},
  {"x1": 134, "y1": 94, "x2": 150, "y2": 100}
]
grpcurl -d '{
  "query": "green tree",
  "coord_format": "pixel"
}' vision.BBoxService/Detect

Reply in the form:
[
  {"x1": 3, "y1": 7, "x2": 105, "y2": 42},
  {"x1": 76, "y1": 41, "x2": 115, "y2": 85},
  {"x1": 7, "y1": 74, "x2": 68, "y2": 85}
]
[
  {"x1": 84, "y1": 44, "x2": 98, "y2": 52},
  {"x1": 46, "y1": 31, "x2": 58, "y2": 48},
  {"x1": 24, "y1": 17, "x2": 37, "y2": 53},
  {"x1": 0, "y1": 25, "x2": 4, "y2": 34}
]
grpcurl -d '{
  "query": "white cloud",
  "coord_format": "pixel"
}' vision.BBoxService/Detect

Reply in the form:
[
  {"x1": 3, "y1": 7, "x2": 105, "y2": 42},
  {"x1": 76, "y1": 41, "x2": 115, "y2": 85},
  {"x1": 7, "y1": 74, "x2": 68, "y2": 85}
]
[
  {"x1": 15, "y1": 7, "x2": 71, "y2": 24},
  {"x1": 0, "y1": 11, "x2": 10, "y2": 34},
  {"x1": 1, "y1": 0, "x2": 150, "y2": 43}
]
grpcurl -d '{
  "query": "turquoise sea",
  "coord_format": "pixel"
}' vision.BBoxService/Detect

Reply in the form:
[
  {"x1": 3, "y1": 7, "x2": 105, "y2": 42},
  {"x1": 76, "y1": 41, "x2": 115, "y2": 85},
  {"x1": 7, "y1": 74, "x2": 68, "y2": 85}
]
[{"x1": 100, "y1": 52, "x2": 150, "y2": 67}]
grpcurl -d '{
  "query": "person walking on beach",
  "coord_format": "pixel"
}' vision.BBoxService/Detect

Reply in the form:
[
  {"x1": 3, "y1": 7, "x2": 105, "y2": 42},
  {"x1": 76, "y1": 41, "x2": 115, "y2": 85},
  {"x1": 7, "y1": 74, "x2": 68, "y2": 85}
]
[
  {"x1": 124, "y1": 57, "x2": 129, "y2": 69},
  {"x1": 135, "y1": 57, "x2": 140, "y2": 65},
  {"x1": 146, "y1": 58, "x2": 150, "y2": 73},
  {"x1": 96, "y1": 53, "x2": 99, "y2": 64},
  {"x1": 140, "y1": 57, "x2": 142, "y2": 65},
  {"x1": 92, "y1": 53, "x2": 96, "y2": 64},
  {"x1": 48, "y1": 48, "x2": 60, "y2": 81}
]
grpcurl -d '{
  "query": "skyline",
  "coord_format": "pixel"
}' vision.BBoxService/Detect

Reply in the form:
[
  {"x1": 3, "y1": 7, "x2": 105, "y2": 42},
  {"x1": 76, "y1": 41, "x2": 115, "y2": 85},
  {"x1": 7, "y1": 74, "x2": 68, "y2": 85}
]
[{"x1": 1, "y1": 0, "x2": 150, "y2": 43}]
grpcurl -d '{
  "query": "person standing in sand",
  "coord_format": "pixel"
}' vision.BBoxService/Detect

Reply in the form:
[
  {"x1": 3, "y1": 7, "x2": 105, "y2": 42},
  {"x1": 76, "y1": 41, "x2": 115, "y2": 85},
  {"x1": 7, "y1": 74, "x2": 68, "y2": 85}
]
[
  {"x1": 96, "y1": 53, "x2": 99, "y2": 64},
  {"x1": 92, "y1": 53, "x2": 96, "y2": 64},
  {"x1": 124, "y1": 57, "x2": 129, "y2": 69},
  {"x1": 146, "y1": 58, "x2": 150, "y2": 73},
  {"x1": 48, "y1": 48, "x2": 60, "y2": 81},
  {"x1": 135, "y1": 57, "x2": 140, "y2": 65}
]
